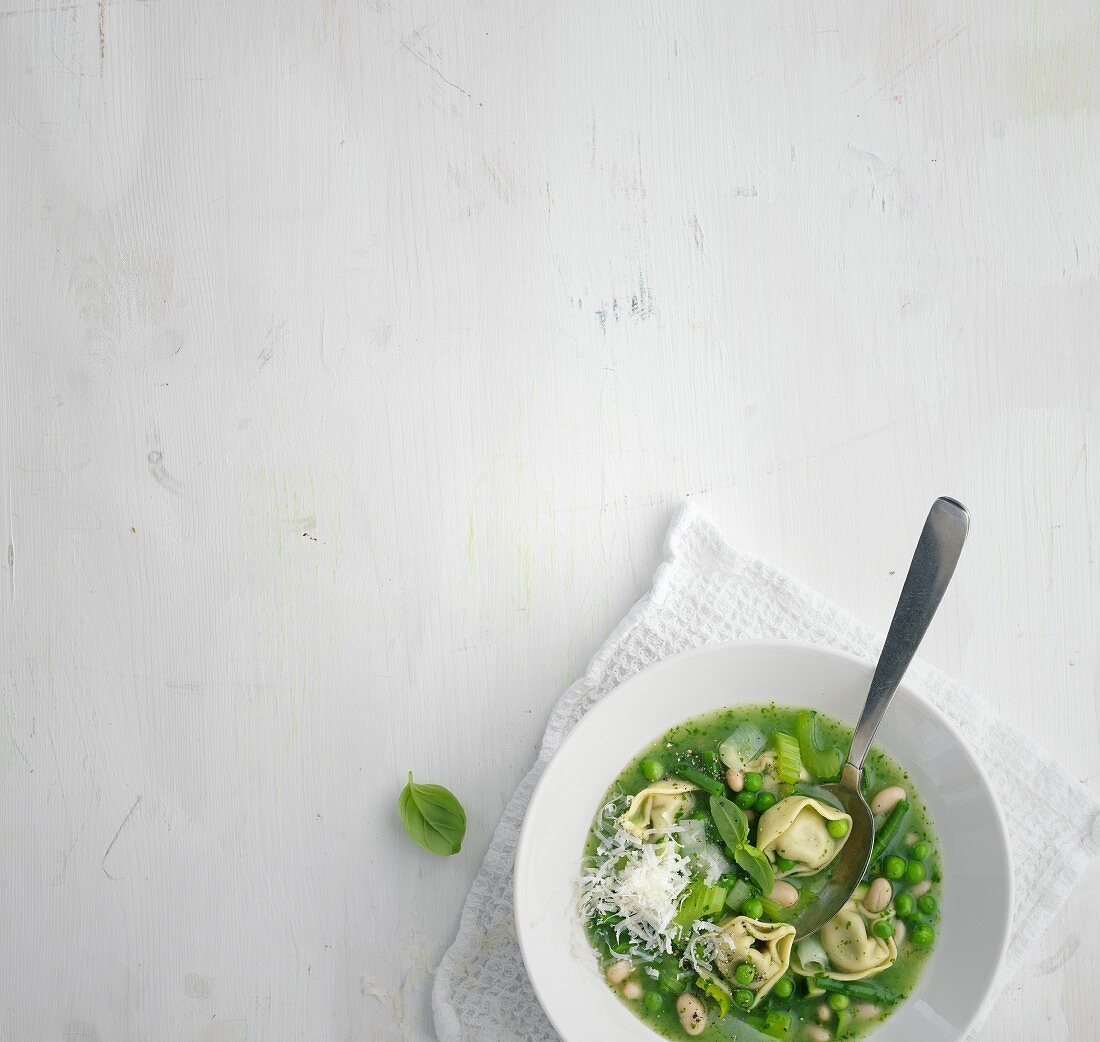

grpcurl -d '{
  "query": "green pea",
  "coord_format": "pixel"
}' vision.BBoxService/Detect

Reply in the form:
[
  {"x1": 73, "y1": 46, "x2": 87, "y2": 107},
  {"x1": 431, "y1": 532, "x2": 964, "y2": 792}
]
[
  {"x1": 872, "y1": 919, "x2": 894, "y2": 939},
  {"x1": 776, "y1": 856, "x2": 796, "y2": 872},
  {"x1": 884, "y1": 856, "x2": 906, "y2": 880},
  {"x1": 893, "y1": 892, "x2": 915, "y2": 917},
  {"x1": 743, "y1": 771, "x2": 764, "y2": 793},
  {"x1": 911, "y1": 923, "x2": 935, "y2": 948},
  {"x1": 640, "y1": 756, "x2": 666, "y2": 782},
  {"x1": 717, "y1": 873, "x2": 738, "y2": 890},
  {"x1": 772, "y1": 977, "x2": 794, "y2": 999},
  {"x1": 733, "y1": 988, "x2": 754, "y2": 1010},
  {"x1": 754, "y1": 791, "x2": 778, "y2": 813},
  {"x1": 741, "y1": 898, "x2": 764, "y2": 919},
  {"x1": 827, "y1": 818, "x2": 850, "y2": 839},
  {"x1": 911, "y1": 841, "x2": 931, "y2": 860},
  {"x1": 828, "y1": 993, "x2": 850, "y2": 1011},
  {"x1": 735, "y1": 791, "x2": 756, "y2": 809},
  {"x1": 917, "y1": 894, "x2": 937, "y2": 915},
  {"x1": 644, "y1": 990, "x2": 664, "y2": 1014},
  {"x1": 734, "y1": 963, "x2": 755, "y2": 986},
  {"x1": 905, "y1": 860, "x2": 927, "y2": 883}
]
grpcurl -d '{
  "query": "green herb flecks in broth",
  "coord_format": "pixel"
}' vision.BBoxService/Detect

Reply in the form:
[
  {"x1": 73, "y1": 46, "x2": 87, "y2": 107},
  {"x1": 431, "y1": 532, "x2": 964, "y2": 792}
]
[{"x1": 579, "y1": 705, "x2": 941, "y2": 1042}]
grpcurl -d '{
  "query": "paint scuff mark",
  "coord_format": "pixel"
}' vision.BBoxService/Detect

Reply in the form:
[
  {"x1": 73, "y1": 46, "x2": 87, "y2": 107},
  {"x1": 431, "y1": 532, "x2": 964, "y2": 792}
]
[
  {"x1": 688, "y1": 214, "x2": 705, "y2": 252},
  {"x1": 147, "y1": 450, "x2": 184, "y2": 495},
  {"x1": 592, "y1": 272, "x2": 655, "y2": 332},
  {"x1": 98, "y1": 0, "x2": 107, "y2": 65},
  {"x1": 102, "y1": 795, "x2": 142, "y2": 880},
  {"x1": 399, "y1": 38, "x2": 471, "y2": 100}
]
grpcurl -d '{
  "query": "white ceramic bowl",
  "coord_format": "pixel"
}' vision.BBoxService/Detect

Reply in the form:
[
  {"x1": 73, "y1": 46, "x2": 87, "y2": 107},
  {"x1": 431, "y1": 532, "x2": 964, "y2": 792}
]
[{"x1": 515, "y1": 640, "x2": 1012, "y2": 1042}]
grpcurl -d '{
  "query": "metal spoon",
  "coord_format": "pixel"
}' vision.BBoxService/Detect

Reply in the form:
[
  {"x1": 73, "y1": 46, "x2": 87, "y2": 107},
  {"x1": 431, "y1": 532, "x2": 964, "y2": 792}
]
[{"x1": 791, "y1": 496, "x2": 970, "y2": 940}]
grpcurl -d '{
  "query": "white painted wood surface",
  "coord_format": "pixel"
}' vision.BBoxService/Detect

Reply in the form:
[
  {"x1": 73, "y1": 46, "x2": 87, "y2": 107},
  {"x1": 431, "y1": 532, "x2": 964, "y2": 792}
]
[{"x1": 2, "y1": 2, "x2": 1098, "y2": 1040}]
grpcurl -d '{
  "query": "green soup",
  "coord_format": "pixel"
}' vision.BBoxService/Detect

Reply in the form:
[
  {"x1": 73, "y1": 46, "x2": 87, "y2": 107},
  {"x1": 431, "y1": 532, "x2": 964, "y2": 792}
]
[{"x1": 580, "y1": 706, "x2": 941, "y2": 1042}]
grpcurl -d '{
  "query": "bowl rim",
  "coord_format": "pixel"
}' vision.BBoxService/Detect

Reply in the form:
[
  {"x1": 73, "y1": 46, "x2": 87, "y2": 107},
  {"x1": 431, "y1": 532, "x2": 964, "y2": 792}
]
[{"x1": 514, "y1": 637, "x2": 1014, "y2": 1042}]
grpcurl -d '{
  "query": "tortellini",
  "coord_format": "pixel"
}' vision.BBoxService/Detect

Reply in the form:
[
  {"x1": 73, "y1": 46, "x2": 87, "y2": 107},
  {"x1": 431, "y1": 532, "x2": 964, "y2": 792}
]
[
  {"x1": 713, "y1": 916, "x2": 796, "y2": 1007},
  {"x1": 791, "y1": 886, "x2": 898, "y2": 981},
  {"x1": 618, "y1": 780, "x2": 698, "y2": 839},
  {"x1": 756, "y1": 796, "x2": 852, "y2": 877}
]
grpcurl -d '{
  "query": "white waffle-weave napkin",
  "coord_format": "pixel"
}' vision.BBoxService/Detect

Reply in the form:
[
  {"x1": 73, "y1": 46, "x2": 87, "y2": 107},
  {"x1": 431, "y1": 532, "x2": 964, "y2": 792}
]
[{"x1": 433, "y1": 506, "x2": 1100, "y2": 1041}]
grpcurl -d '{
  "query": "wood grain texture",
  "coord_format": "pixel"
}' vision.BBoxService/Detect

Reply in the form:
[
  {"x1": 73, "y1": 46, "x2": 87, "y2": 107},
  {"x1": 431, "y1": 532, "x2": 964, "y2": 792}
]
[{"x1": 1, "y1": 1, "x2": 1097, "y2": 1039}]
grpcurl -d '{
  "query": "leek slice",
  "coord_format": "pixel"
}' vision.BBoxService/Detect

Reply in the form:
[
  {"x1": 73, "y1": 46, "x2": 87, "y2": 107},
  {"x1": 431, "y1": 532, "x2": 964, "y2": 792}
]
[{"x1": 719, "y1": 723, "x2": 767, "y2": 771}]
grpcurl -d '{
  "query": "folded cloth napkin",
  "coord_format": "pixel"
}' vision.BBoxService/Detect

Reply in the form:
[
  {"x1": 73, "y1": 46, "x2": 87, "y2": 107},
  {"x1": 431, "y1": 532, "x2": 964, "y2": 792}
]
[{"x1": 433, "y1": 506, "x2": 1100, "y2": 1042}]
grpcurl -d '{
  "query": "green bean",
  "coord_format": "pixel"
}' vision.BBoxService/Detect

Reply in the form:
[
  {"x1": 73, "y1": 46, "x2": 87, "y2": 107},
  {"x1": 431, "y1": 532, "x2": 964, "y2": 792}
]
[
  {"x1": 674, "y1": 761, "x2": 726, "y2": 798},
  {"x1": 869, "y1": 800, "x2": 910, "y2": 864},
  {"x1": 813, "y1": 975, "x2": 897, "y2": 1003}
]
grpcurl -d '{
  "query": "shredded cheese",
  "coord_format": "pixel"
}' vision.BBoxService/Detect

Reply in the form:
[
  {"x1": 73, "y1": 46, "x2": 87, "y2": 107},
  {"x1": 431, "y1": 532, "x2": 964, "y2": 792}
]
[{"x1": 579, "y1": 801, "x2": 694, "y2": 956}]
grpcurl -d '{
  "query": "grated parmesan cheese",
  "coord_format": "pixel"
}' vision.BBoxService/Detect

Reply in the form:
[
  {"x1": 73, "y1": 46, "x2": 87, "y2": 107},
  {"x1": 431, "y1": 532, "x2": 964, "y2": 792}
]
[{"x1": 579, "y1": 801, "x2": 694, "y2": 956}]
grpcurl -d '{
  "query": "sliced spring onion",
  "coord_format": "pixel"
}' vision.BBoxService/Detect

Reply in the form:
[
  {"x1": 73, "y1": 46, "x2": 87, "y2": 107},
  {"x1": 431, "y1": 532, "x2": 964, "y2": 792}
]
[
  {"x1": 762, "y1": 1010, "x2": 793, "y2": 1039},
  {"x1": 725, "y1": 877, "x2": 754, "y2": 910},
  {"x1": 797, "y1": 937, "x2": 830, "y2": 973},
  {"x1": 719, "y1": 723, "x2": 767, "y2": 771},
  {"x1": 674, "y1": 880, "x2": 729, "y2": 926},
  {"x1": 695, "y1": 970, "x2": 732, "y2": 1017},
  {"x1": 772, "y1": 731, "x2": 802, "y2": 784},
  {"x1": 794, "y1": 711, "x2": 843, "y2": 780}
]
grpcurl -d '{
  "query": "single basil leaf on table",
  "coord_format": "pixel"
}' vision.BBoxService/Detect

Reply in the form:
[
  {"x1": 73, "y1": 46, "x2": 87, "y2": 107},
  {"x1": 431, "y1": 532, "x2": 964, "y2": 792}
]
[
  {"x1": 709, "y1": 794, "x2": 749, "y2": 849},
  {"x1": 398, "y1": 772, "x2": 467, "y2": 856},
  {"x1": 733, "y1": 843, "x2": 775, "y2": 897}
]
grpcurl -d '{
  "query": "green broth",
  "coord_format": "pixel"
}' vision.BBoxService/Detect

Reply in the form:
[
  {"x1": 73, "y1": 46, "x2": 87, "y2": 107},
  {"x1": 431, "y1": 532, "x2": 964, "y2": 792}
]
[{"x1": 582, "y1": 705, "x2": 941, "y2": 1042}]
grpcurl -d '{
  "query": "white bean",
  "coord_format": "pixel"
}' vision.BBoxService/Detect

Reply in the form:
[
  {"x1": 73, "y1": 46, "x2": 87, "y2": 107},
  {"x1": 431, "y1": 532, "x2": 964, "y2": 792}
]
[
  {"x1": 622, "y1": 980, "x2": 644, "y2": 1001},
  {"x1": 864, "y1": 877, "x2": 892, "y2": 913},
  {"x1": 909, "y1": 880, "x2": 932, "y2": 898},
  {"x1": 816, "y1": 1003, "x2": 832, "y2": 1022},
  {"x1": 726, "y1": 768, "x2": 745, "y2": 792},
  {"x1": 676, "y1": 993, "x2": 708, "y2": 1036},
  {"x1": 905, "y1": 831, "x2": 920, "y2": 847},
  {"x1": 605, "y1": 960, "x2": 632, "y2": 985},
  {"x1": 770, "y1": 880, "x2": 799, "y2": 907},
  {"x1": 807, "y1": 1028, "x2": 832, "y2": 1042},
  {"x1": 871, "y1": 785, "x2": 907, "y2": 815},
  {"x1": 854, "y1": 1002, "x2": 882, "y2": 1020},
  {"x1": 894, "y1": 919, "x2": 906, "y2": 947}
]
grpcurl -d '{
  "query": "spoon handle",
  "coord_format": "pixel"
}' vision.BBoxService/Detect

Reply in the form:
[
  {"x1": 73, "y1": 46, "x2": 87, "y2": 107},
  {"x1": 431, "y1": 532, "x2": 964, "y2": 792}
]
[{"x1": 845, "y1": 497, "x2": 970, "y2": 773}]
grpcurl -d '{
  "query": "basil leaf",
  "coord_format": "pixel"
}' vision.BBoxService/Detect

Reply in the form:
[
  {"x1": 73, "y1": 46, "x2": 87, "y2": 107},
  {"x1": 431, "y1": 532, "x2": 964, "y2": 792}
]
[
  {"x1": 734, "y1": 843, "x2": 775, "y2": 897},
  {"x1": 709, "y1": 794, "x2": 749, "y2": 849},
  {"x1": 398, "y1": 772, "x2": 467, "y2": 856}
]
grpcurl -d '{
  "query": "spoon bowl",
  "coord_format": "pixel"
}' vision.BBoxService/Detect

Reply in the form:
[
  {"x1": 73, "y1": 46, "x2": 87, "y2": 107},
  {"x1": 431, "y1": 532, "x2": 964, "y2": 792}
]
[{"x1": 789, "y1": 768, "x2": 874, "y2": 937}]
